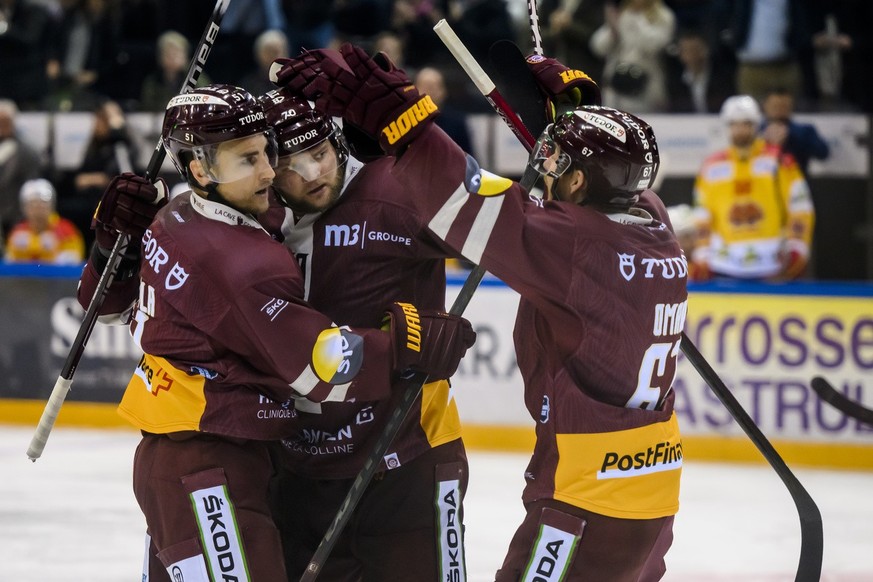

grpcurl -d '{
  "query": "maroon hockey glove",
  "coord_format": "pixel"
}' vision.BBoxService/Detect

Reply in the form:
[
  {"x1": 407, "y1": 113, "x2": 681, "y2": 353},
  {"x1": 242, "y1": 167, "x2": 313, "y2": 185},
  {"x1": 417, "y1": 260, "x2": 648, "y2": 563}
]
[
  {"x1": 384, "y1": 302, "x2": 476, "y2": 380},
  {"x1": 271, "y1": 44, "x2": 439, "y2": 154},
  {"x1": 92, "y1": 173, "x2": 168, "y2": 250},
  {"x1": 526, "y1": 54, "x2": 602, "y2": 120}
]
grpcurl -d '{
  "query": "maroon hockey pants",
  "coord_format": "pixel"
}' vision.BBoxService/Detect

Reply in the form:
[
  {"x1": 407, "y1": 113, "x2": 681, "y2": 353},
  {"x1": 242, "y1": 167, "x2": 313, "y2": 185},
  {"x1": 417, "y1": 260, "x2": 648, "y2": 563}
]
[
  {"x1": 495, "y1": 498, "x2": 674, "y2": 582},
  {"x1": 134, "y1": 432, "x2": 288, "y2": 581},
  {"x1": 275, "y1": 439, "x2": 469, "y2": 581}
]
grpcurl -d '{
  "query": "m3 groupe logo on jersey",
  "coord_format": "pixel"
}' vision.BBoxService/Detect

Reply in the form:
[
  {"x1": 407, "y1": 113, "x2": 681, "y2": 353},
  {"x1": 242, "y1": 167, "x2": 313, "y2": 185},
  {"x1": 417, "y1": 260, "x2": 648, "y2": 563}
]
[{"x1": 323, "y1": 223, "x2": 412, "y2": 248}]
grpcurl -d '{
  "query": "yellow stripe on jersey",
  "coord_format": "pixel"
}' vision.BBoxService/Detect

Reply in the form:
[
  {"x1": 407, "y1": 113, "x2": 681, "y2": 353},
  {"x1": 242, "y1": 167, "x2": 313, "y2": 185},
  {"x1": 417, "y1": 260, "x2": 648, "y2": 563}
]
[
  {"x1": 419, "y1": 379, "x2": 463, "y2": 448},
  {"x1": 117, "y1": 354, "x2": 207, "y2": 433},
  {"x1": 553, "y1": 413, "x2": 682, "y2": 519}
]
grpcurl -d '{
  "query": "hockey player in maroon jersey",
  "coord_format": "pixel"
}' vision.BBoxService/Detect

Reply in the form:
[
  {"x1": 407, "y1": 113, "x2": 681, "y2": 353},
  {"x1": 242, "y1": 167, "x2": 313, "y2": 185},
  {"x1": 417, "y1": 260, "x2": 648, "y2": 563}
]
[
  {"x1": 256, "y1": 87, "x2": 472, "y2": 580},
  {"x1": 274, "y1": 45, "x2": 686, "y2": 581},
  {"x1": 76, "y1": 84, "x2": 475, "y2": 581}
]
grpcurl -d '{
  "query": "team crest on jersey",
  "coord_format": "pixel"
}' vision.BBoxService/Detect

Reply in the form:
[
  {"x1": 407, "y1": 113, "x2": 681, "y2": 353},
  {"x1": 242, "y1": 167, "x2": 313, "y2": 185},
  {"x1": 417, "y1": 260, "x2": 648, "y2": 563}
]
[{"x1": 618, "y1": 253, "x2": 636, "y2": 281}]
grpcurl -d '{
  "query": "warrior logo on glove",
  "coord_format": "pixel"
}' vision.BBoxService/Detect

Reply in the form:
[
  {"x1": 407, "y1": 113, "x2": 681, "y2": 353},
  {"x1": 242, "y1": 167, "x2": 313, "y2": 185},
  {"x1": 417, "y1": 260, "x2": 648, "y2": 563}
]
[{"x1": 270, "y1": 43, "x2": 441, "y2": 155}]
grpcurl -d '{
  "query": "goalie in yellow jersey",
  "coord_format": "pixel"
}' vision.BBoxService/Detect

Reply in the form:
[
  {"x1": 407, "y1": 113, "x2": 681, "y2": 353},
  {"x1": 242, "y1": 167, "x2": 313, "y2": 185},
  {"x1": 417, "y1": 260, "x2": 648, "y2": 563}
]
[{"x1": 690, "y1": 94, "x2": 815, "y2": 281}]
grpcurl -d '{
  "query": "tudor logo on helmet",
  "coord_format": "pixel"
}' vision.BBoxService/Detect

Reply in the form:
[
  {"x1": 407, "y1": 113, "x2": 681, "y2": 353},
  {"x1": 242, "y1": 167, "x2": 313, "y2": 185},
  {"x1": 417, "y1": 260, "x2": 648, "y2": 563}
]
[
  {"x1": 259, "y1": 87, "x2": 350, "y2": 182},
  {"x1": 576, "y1": 110, "x2": 626, "y2": 143}
]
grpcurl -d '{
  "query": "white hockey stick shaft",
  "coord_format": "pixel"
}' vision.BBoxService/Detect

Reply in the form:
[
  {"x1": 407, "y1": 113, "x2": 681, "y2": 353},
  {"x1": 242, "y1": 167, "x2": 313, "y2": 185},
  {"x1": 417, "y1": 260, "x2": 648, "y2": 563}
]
[{"x1": 528, "y1": 0, "x2": 544, "y2": 55}]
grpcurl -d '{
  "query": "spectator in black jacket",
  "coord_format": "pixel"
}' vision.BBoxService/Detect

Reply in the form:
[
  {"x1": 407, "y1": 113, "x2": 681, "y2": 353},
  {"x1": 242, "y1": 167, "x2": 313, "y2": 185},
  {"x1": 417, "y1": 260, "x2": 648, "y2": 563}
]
[{"x1": 666, "y1": 27, "x2": 735, "y2": 113}]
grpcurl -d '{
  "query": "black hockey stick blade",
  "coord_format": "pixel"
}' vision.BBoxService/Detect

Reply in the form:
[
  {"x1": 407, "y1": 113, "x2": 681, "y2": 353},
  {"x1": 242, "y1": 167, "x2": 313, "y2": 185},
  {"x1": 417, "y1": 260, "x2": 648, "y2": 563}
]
[
  {"x1": 680, "y1": 334, "x2": 823, "y2": 582},
  {"x1": 487, "y1": 39, "x2": 549, "y2": 139},
  {"x1": 811, "y1": 376, "x2": 873, "y2": 425}
]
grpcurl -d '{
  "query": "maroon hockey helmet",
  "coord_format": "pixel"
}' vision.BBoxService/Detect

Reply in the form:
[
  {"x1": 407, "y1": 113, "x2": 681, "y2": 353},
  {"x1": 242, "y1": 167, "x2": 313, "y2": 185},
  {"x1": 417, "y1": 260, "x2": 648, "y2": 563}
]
[
  {"x1": 162, "y1": 84, "x2": 277, "y2": 183},
  {"x1": 260, "y1": 88, "x2": 348, "y2": 158},
  {"x1": 542, "y1": 106, "x2": 659, "y2": 208}
]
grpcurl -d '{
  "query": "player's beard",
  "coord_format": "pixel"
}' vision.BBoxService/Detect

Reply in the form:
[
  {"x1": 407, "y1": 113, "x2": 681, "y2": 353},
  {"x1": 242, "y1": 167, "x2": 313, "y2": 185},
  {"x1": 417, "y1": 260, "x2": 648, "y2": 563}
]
[{"x1": 281, "y1": 165, "x2": 345, "y2": 216}]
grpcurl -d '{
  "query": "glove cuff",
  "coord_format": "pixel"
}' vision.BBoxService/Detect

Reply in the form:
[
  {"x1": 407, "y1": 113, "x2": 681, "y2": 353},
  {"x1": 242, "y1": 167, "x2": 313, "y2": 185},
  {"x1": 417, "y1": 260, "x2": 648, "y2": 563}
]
[
  {"x1": 89, "y1": 239, "x2": 141, "y2": 282},
  {"x1": 378, "y1": 94, "x2": 439, "y2": 154}
]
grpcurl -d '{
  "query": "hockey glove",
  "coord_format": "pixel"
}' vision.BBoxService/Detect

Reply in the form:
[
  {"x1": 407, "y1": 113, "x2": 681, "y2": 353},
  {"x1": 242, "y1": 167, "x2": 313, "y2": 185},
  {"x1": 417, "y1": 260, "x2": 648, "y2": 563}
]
[
  {"x1": 384, "y1": 302, "x2": 476, "y2": 380},
  {"x1": 91, "y1": 173, "x2": 167, "y2": 278},
  {"x1": 778, "y1": 239, "x2": 809, "y2": 280},
  {"x1": 271, "y1": 43, "x2": 439, "y2": 155},
  {"x1": 526, "y1": 54, "x2": 601, "y2": 121}
]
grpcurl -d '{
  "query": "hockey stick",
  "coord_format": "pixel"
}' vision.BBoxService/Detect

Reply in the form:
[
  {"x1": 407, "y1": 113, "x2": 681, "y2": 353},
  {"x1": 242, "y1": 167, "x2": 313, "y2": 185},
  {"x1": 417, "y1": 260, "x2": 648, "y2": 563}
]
[
  {"x1": 300, "y1": 269, "x2": 487, "y2": 582},
  {"x1": 680, "y1": 339, "x2": 823, "y2": 581},
  {"x1": 811, "y1": 376, "x2": 873, "y2": 425},
  {"x1": 436, "y1": 19, "x2": 823, "y2": 582},
  {"x1": 433, "y1": 21, "x2": 537, "y2": 149},
  {"x1": 26, "y1": 0, "x2": 232, "y2": 462},
  {"x1": 487, "y1": 40, "x2": 548, "y2": 139},
  {"x1": 527, "y1": 0, "x2": 544, "y2": 56}
]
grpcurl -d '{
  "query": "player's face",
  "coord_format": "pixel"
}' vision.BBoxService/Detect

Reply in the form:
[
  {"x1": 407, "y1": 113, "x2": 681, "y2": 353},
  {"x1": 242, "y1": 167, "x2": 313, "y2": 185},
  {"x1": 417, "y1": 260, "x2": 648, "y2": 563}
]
[
  {"x1": 728, "y1": 121, "x2": 757, "y2": 149},
  {"x1": 273, "y1": 141, "x2": 344, "y2": 214},
  {"x1": 210, "y1": 134, "x2": 276, "y2": 215}
]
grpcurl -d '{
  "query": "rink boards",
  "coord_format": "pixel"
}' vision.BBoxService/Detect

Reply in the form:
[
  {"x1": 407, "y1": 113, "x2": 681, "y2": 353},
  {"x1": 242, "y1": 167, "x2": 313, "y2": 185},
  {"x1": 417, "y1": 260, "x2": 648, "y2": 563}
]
[{"x1": 1, "y1": 265, "x2": 871, "y2": 470}]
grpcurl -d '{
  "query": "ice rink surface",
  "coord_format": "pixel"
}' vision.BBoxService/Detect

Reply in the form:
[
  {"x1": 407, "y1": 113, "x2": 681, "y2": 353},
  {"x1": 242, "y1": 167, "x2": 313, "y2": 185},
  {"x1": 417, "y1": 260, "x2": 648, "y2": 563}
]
[{"x1": 2, "y1": 424, "x2": 872, "y2": 582}]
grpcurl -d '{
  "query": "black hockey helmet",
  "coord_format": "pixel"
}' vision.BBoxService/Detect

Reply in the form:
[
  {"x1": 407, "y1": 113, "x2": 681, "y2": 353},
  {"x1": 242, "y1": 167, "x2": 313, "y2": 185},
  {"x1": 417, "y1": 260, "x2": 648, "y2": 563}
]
[
  {"x1": 534, "y1": 106, "x2": 659, "y2": 209},
  {"x1": 162, "y1": 84, "x2": 278, "y2": 183}
]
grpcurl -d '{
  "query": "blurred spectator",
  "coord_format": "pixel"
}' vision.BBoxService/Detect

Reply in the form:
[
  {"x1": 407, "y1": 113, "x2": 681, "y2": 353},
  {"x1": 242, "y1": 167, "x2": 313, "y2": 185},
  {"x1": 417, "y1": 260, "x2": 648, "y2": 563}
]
[
  {"x1": 333, "y1": 0, "x2": 393, "y2": 44},
  {"x1": 45, "y1": 0, "x2": 120, "y2": 111},
  {"x1": 665, "y1": 0, "x2": 731, "y2": 48},
  {"x1": 761, "y1": 87, "x2": 829, "y2": 176},
  {"x1": 0, "y1": 99, "x2": 45, "y2": 234},
  {"x1": 808, "y1": 3, "x2": 873, "y2": 113},
  {"x1": 209, "y1": 0, "x2": 286, "y2": 85},
  {"x1": 107, "y1": 0, "x2": 169, "y2": 106},
  {"x1": 590, "y1": 0, "x2": 676, "y2": 113},
  {"x1": 690, "y1": 95, "x2": 815, "y2": 281},
  {"x1": 57, "y1": 99, "x2": 138, "y2": 248},
  {"x1": 727, "y1": 0, "x2": 811, "y2": 106},
  {"x1": 538, "y1": 0, "x2": 608, "y2": 82},
  {"x1": 449, "y1": 0, "x2": 515, "y2": 70},
  {"x1": 4, "y1": 178, "x2": 84, "y2": 264},
  {"x1": 391, "y1": 0, "x2": 448, "y2": 70},
  {"x1": 665, "y1": 27, "x2": 735, "y2": 113},
  {"x1": 139, "y1": 30, "x2": 211, "y2": 111},
  {"x1": 240, "y1": 29, "x2": 289, "y2": 97},
  {"x1": 372, "y1": 30, "x2": 405, "y2": 69},
  {"x1": 414, "y1": 66, "x2": 474, "y2": 157},
  {"x1": 281, "y1": 0, "x2": 334, "y2": 55},
  {"x1": 0, "y1": 0, "x2": 54, "y2": 109}
]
